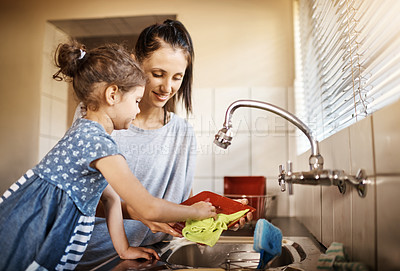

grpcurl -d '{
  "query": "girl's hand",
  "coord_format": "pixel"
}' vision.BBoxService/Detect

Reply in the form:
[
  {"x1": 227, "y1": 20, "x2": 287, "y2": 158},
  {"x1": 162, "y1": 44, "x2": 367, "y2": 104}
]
[
  {"x1": 119, "y1": 246, "x2": 160, "y2": 261},
  {"x1": 191, "y1": 201, "x2": 217, "y2": 220}
]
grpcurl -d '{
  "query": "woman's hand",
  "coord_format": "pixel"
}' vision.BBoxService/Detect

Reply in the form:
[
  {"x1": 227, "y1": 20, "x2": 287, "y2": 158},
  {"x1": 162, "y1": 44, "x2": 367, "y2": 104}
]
[
  {"x1": 141, "y1": 220, "x2": 182, "y2": 237},
  {"x1": 123, "y1": 203, "x2": 182, "y2": 237},
  {"x1": 229, "y1": 198, "x2": 253, "y2": 231},
  {"x1": 191, "y1": 201, "x2": 217, "y2": 220}
]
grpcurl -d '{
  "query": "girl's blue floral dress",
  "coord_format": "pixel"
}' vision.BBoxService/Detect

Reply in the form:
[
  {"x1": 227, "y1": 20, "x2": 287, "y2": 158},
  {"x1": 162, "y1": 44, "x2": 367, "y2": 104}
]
[{"x1": 0, "y1": 118, "x2": 121, "y2": 271}]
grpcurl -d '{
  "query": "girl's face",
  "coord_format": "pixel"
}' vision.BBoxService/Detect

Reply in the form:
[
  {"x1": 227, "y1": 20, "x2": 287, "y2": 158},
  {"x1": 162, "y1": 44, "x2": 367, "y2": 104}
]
[
  {"x1": 113, "y1": 86, "x2": 144, "y2": 130},
  {"x1": 140, "y1": 45, "x2": 188, "y2": 110}
]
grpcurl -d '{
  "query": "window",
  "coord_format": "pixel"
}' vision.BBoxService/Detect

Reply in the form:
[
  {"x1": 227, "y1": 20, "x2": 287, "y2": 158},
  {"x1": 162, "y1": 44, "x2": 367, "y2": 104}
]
[{"x1": 294, "y1": 0, "x2": 400, "y2": 153}]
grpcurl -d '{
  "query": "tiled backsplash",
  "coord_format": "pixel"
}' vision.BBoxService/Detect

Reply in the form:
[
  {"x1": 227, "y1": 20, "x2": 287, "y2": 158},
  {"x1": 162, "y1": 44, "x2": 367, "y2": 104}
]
[
  {"x1": 185, "y1": 86, "x2": 293, "y2": 217},
  {"x1": 190, "y1": 87, "x2": 400, "y2": 270},
  {"x1": 293, "y1": 99, "x2": 400, "y2": 270}
]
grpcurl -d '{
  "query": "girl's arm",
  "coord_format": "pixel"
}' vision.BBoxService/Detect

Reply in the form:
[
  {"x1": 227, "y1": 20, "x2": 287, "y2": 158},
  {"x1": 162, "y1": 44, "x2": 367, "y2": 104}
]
[
  {"x1": 95, "y1": 200, "x2": 182, "y2": 237},
  {"x1": 93, "y1": 155, "x2": 216, "y2": 223},
  {"x1": 100, "y1": 184, "x2": 159, "y2": 260}
]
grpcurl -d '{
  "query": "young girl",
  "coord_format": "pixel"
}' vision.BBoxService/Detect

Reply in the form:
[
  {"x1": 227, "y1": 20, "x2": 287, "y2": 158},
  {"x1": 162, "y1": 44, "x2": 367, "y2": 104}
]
[{"x1": 0, "y1": 41, "x2": 216, "y2": 271}]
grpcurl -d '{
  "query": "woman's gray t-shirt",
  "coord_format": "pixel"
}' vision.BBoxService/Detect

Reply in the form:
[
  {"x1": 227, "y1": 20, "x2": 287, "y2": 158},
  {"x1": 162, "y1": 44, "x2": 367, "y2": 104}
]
[{"x1": 76, "y1": 113, "x2": 196, "y2": 269}]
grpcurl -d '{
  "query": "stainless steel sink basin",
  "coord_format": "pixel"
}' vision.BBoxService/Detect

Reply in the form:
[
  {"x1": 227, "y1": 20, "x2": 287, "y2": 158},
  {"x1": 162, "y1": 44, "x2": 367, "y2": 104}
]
[{"x1": 161, "y1": 237, "x2": 306, "y2": 269}]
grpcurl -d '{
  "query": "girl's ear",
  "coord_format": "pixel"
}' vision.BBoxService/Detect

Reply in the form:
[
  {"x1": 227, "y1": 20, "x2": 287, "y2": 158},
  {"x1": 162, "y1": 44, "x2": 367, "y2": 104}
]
[
  {"x1": 130, "y1": 53, "x2": 137, "y2": 61},
  {"x1": 105, "y1": 85, "x2": 121, "y2": 105}
]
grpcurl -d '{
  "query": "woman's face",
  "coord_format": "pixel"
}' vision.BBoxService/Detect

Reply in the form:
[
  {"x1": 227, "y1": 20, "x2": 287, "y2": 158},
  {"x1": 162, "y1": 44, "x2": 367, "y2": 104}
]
[{"x1": 140, "y1": 45, "x2": 188, "y2": 110}]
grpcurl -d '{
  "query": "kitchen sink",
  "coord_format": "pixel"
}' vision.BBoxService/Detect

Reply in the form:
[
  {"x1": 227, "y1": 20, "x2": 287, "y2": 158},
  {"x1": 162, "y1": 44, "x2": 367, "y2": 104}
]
[
  {"x1": 160, "y1": 236, "x2": 307, "y2": 269},
  {"x1": 90, "y1": 218, "x2": 325, "y2": 271}
]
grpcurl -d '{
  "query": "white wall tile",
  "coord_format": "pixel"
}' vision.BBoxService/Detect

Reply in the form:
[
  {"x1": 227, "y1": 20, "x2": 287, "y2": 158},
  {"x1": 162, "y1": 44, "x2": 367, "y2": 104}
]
[
  {"x1": 50, "y1": 99, "x2": 67, "y2": 138},
  {"x1": 251, "y1": 86, "x2": 288, "y2": 108},
  {"x1": 38, "y1": 136, "x2": 52, "y2": 161},
  {"x1": 41, "y1": 54, "x2": 55, "y2": 96},
  {"x1": 310, "y1": 186, "x2": 322, "y2": 241},
  {"x1": 376, "y1": 176, "x2": 400, "y2": 270},
  {"x1": 192, "y1": 177, "x2": 214, "y2": 195},
  {"x1": 318, "y1": 126, "x2": 353, "y2": 250},
  {"x1": 321, "y1": 127, "x2": 351, "y2": 173},
  {"x1": 42, "y1": 23, "x2": 55, "y2": 54},
  {"x1": 214, "y1": 132, "x2": 251, "y2": 177},
  {"x1": 321, "y1": 186, "x2": 334, "y2": 247},
  {"x1": 373, "y1": 100, "x2": 400, "y2": 174},
  {"x1": 214, "y1": 177, "x2": 224, "y2": 195},
  {"x1": 250, "y1": 86, "x2": 289, "y2": 133},
  {"x1": 352, "y1": 176, "x2": 376, "y2": 270},
  {"x1": 251, "y1": 133, "x2": 287, "y2": 177},
  {"x1": 214, "y1": 87, "x2": 251, "y2": 134},
  {"x1": 295, "y1": 185, "x2": 322, "y2": 241},
  {"x1": 287, "y1": 86, "x2": 295, "y2": 115},
  {"x1": 332, "y1": 187, "x2": 353, "y2": 259},
  {"x1": 349, "y1": 116, "x2": 375, "y2": 176},
  {"x1": 266, "y1": 179, "x2": 290, "y2": 217},
  {"x1": 52, "y1": 81, "x2": 68, "y2": 101},
  {"x1": 194, "y1": 133, "x2": 214, "y2": 178},
  {"x1": 39, "y1": 95, "x2": 51, "y2": 136},
  {"x1": 190, "y1": 87, "x2": 214, "y2": 133},
  {"x1": 50, "y1": 138, "x2": 59, "y2": 150},
  {"x1": 252, "y1": 113, "x2": 288, "y2": 136}
]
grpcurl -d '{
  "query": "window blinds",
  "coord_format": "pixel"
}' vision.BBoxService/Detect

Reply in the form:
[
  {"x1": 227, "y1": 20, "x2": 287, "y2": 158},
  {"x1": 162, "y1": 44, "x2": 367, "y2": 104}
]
[{"x1": 293, "y1": 0, "x2": 400, "y2": 153}]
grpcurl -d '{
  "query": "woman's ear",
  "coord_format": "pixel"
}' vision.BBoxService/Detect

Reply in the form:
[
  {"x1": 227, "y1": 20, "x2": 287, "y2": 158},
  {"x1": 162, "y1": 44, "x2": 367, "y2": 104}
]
[
  {"x1": 130, "y1": 53, "x2": 137, "y2": 61},
  {"x1": 104, "y1": 85, "x2": 121, "y2": 105}
]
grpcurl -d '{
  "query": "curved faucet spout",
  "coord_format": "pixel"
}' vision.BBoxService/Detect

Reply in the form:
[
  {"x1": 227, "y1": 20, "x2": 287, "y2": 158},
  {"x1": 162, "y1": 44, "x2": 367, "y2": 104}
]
[{"x1": 214, "y1": 99, "x2": 324, "y2": 170}]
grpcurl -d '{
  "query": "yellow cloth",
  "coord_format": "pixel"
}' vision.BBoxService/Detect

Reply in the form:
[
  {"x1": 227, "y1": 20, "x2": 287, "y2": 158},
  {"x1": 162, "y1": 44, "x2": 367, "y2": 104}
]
[{"x1": 182, "y1": 209, "x2": 249, "y2": 247}]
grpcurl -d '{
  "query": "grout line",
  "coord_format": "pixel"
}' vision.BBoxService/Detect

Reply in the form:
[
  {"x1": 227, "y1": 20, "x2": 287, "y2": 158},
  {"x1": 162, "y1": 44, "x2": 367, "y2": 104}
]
[
  {"x1": 347, "y1": 127, "x2": 354, "y2": 259},
  {"x1": 249, "y1": 86, "x2": 252, "y2": 176},
  {"x1": 370, "y1": 115, "x2": 378, "y2": 270},
  {"x1": 41, "y1": 91, "x2": 68, "y2": 103},
  {"x1": 212, "y1": 87, "x2": 216, "y2": 192}
]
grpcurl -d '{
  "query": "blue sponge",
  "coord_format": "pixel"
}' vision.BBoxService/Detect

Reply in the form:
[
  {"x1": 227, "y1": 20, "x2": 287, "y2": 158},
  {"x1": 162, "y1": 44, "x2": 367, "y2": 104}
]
[{"x1": 253, "y1": 219, "x2": 282, "y2": 269}]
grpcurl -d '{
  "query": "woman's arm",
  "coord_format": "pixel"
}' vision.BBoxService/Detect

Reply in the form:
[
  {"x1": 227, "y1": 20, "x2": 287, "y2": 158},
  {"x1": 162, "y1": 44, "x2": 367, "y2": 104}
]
[
  {"x1": 101, "y1": 185, "x2": 159, "y2": 260},
  {"x1": 93, "y1": 154, "x2": 216, "y2": 223}
]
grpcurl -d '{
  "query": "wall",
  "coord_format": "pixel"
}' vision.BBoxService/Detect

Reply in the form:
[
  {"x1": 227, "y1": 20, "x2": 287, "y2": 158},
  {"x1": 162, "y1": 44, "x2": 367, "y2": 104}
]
[
  {"x1": 292, "y1": 99, "x2": 400, "y2": 270},
  {"x1": 39, "y1": 23, "x2": 70, "y2": 161},
  {"x1": 0, "y1": 0, "x2": 294, "y2": 218}
]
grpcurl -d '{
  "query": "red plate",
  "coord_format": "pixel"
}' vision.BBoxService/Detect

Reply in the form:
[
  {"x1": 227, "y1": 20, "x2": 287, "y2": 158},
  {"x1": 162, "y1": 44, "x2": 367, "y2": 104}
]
[{"x1": 171, "y1": 191, "x2": 256, "y2": 235}]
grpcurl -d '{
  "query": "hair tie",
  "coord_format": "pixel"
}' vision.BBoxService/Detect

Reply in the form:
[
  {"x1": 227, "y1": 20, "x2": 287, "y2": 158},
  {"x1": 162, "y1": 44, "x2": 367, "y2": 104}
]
[
  {"x1": 165, "y1": 19, "x2": 174, "y2": 27},
  {"x1": 78, "y1": 49, "x2": 86, "y2": 60}
]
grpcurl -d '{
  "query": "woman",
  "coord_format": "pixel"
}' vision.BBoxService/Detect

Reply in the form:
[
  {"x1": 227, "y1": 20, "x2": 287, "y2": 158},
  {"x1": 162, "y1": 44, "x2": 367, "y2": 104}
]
[{"x1": 76, "y1": 19, "x2": 250, "y2": 269}]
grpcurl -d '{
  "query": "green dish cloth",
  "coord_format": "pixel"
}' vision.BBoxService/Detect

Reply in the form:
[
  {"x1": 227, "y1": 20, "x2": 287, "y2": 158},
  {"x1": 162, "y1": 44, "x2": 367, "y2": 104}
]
[
  {"x1": 317, "y1": 242, "x2": 369, "y2": 270},
  {"x1": 182, "y1": 209, "x2": 249, "y2": 247}
]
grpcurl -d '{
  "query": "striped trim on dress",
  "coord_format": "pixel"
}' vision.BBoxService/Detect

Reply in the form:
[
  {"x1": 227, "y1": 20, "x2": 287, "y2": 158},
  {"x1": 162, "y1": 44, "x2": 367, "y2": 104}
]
[
  {"x1": 0, "y1": 169, "x2": 34, "y2": 204},
  {"x1": 56, "y1": 215, "x2": 95, "y2": 271}
]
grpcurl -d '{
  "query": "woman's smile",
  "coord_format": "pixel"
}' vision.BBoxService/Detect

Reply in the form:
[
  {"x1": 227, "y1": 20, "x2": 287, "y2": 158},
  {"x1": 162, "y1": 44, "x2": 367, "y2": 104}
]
[{"x1": 152, "y1": 91, "x2": 170, "y2": 101}]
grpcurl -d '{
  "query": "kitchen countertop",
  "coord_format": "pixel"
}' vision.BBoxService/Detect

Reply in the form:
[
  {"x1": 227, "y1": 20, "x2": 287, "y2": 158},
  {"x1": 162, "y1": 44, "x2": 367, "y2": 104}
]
[{"x1": 92, "y1": 217, "x2": 325, "y2": 271}]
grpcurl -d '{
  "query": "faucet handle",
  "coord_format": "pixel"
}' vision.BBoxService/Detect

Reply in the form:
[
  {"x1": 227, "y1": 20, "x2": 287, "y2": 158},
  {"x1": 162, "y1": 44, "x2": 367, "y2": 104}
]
[
  {"x1": 287, "y1": 161, "x2": 293, "y2": 175},
  {"x1": 278, "y1": 164, "x2": 286, "y2": 192}
]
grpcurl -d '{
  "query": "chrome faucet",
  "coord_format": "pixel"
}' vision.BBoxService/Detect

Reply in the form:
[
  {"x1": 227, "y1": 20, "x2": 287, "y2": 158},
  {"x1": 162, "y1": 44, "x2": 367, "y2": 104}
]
[{"x1": 214, "y1": 99, "x2": 368, "y2": 197}]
